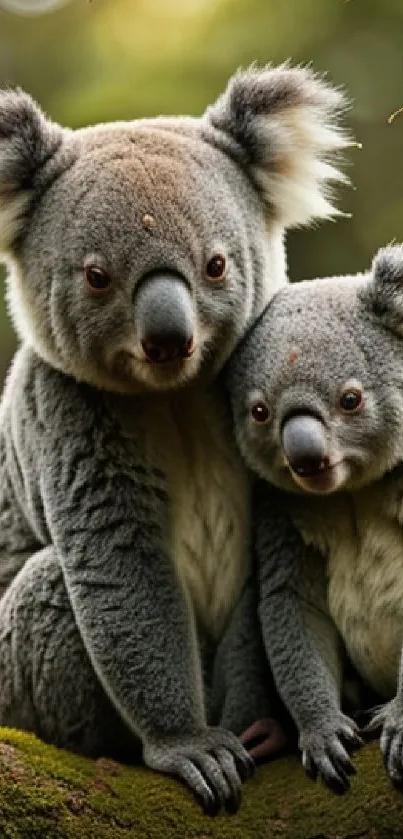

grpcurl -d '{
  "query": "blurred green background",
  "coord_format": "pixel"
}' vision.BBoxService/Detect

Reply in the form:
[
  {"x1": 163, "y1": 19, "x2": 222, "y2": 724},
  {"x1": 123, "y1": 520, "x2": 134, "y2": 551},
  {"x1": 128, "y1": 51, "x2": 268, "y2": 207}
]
[{"x1": 0, "y1": 0, "x2": 402, "y2": 382}]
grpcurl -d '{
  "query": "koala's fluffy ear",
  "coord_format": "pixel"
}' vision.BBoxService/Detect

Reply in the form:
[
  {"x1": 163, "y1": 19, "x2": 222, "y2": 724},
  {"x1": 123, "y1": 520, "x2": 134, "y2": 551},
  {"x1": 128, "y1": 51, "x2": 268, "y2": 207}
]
[
  {"x1": 204, "y1": 64, "x2": 353, "y2": 228},
  {"x1": 366, "y1": 245, "x2": 403, "y2": 333},
  {"x1": 0, "y1": 89, "x2": 63, "y2": 253}
]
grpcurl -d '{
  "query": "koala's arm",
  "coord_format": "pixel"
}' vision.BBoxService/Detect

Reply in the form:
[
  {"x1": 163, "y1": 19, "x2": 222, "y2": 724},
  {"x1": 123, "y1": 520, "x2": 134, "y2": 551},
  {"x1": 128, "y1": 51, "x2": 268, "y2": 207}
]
[
  {"x1": 19, "y1": 355, "x2": 252, "y2": 810},
  {"x1": 254, "y1": 481, "x2": 362, "y2": 792},
  {"x1": 35, "y1": 366, "x2": 203, "y2": 736}
]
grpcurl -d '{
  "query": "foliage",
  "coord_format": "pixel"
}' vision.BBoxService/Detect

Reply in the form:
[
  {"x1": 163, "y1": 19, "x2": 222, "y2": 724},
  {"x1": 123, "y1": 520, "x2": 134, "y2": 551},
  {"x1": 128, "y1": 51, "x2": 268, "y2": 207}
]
[{"x1": 1, "y1": 0, "x2": 403, "y2": 381}]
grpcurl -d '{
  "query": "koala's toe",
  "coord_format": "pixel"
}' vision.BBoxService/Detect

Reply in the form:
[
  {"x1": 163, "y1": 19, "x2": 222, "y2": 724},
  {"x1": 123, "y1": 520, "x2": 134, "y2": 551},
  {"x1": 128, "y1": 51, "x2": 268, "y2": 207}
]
[{"x1": 213, "y1": 747, "x2": 242, "y2": 811}]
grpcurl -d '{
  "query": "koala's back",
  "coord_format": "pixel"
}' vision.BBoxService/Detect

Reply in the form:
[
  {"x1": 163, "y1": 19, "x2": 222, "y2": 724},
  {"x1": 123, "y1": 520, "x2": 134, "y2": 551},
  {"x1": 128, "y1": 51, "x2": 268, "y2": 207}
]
[
  {"x1": 286, "y1": 479, "x2": 403, "y2": 697},
  {"x1": 108, "y1": 386, "x2": 251, "y2": 639}
]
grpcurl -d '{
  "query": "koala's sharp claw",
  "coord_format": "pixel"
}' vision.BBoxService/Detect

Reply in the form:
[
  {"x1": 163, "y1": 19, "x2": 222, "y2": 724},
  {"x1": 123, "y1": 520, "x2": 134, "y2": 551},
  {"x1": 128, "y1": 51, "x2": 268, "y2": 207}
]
[
  {"x1": 302, "y1": 750, "x2": 317, "y2": 781},
  {"x1": 389, "y1": 732, "x2": 403, "y2": 776},
  {"x1": 223, "y1": 784, "x2": 242, "y2": 815},
  {"x1": 143, "y1": 727, "x2": 251, "y2": 814},
  {"x1": 330, "y1": 738, "x2": 356, "y2": 776},
  {"x1": 334, "y1": 754, "x2": 356, "y2": 778},
  {"x1": 389, "y1": 764, "x2": 403, "y2": 785},
  {"x1": 340, "y1": 728, "x2": 363, "y2": 751},
  {"x1": 348, "y1": 733, "x2": 364, "y2": 751},
  {"x1": 373, "y1": 698, "x2": 403, "y2": 789},
  {"x1": 338, "y1": 721, "x2": 362, "y2": 747},
  {"x1": 192, "y1": 752, "x2": 231, "y2": 809},
  {"x1": 202, "y1": 790, "x2": 220, "y2": 817},
  {"x1": 222, "y1": 773, "x2": 242, "y2": 815},
  {"x1": 175, "y1": 757, "x2": 216, "y2": 811},
  {"x1": 326, "y1": 773, "x2": 350, "y2": 796},
  {"x1": 212, "y1": 747, "x2": 242, "y2": 813},
  {"x1": 381, "y1": 733, "x2": 393, "y2": 769},
  {"x1": 344, "y1": 761, "x2": 356, "y2": 777},
  {"x1": 233, "y1": 750, "x2": 255, "y2": 781},
  {"x1": 299, "y1": 712, "x2": 358, "y2": 794},
  {"x1": 318, "y1": 753, "x2": 351, "y2": 794}
]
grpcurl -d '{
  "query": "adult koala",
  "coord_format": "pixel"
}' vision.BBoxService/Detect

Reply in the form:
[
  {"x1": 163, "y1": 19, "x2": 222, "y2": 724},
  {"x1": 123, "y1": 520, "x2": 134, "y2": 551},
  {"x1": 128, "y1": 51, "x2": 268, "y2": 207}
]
[{"x1": 0, "y1": 65, "x2": 349, "y2": 812}]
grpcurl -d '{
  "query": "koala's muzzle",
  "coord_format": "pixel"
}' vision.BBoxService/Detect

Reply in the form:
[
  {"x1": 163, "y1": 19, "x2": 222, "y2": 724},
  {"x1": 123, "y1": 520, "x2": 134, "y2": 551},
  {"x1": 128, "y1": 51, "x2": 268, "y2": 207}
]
[
  {"x1": 135, "y1": 273, "x2": 195, "y2": 364},
  {"x1": 281, "y1": 413, "x2": 329, "y2": 477}
]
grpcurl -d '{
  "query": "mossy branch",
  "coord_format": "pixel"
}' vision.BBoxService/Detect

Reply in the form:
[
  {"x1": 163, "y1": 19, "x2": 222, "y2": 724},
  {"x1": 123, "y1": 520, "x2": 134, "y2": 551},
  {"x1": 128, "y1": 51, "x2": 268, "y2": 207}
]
[{"x1": 0, "y1": 728, "x2": 401, "y2": 839}]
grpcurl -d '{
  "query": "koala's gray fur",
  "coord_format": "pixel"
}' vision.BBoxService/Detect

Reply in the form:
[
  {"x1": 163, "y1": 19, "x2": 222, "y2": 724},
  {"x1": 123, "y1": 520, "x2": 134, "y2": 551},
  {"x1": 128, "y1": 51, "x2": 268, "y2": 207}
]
[
  {"x1": 0, "y1": 64, "x2": 350, "y2": 813},
  {"x1": 226, "y1": 244, "x2": 403, "y2": 794}
]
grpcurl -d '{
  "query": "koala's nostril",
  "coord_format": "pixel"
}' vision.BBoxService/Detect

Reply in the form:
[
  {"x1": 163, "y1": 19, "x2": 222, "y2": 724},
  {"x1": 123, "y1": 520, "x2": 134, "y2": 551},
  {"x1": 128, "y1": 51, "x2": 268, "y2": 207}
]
[
  {"x1": 142, "y1": 342, "x2": 167, "y2": 363},
  {"x1": 291, "y1": 455, "x2": 330, "y2": 477},
  {"x1": 183, "y1": 337, "x2": 195, "y2": 358},
  {"x1": 142, "y1": 335, "x2": 194, "y2": 364}
]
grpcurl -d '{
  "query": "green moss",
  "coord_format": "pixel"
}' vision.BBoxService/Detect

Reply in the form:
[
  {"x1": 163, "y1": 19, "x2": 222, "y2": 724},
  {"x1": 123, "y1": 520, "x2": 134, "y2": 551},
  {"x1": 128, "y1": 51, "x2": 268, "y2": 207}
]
[{"x1": 0, "y1": 728, "x2": 401, "y2": 838}]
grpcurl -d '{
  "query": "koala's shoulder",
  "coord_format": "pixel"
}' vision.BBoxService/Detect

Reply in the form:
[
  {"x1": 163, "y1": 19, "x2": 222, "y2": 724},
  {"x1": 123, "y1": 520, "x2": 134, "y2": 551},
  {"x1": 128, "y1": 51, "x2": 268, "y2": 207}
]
[
  {"x1": 1, "y1": 344, "x2": 97, "y2": 437},
  {"x1": 283, "y1": 272, "x2": 368, "y2": 309}
]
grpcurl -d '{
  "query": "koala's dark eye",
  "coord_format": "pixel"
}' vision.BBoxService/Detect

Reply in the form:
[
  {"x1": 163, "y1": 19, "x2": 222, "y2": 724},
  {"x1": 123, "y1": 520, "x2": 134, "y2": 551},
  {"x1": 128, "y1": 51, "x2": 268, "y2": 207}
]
[
  {"x1": 84, "y1": 265, "x2": 112, "y2": 293},
  {"x1": 206, "y1": 254, "x2": 226, "y2": 282},
  {"x1": 250, "y1": 400, "x2": 270, "y2": 424},
  {"x1": 339, "y1": 387, "x2": 363, "y2": 414}
]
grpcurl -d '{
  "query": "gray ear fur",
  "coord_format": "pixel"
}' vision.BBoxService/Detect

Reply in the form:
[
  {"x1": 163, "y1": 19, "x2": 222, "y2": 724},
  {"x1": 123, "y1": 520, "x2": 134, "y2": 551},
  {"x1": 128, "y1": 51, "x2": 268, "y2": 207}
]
[
  {"x1": 204, "y1": 63, "x2": 353, "y2": 228},
  {"x1": 0, "y1": 89, "x2": 63, "y2": 252},
  {"x1": 366, "y1": 245, "x2": 403, "y2": 333}
]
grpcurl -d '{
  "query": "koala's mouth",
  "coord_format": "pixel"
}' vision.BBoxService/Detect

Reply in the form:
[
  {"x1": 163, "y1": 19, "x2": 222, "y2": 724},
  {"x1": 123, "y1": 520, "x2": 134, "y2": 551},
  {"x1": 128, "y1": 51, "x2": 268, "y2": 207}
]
[
  {"x1": 288, "y1": 459, "x2": 347, "y2": 495},
  {"x1": 113, "y1": 343, "x2": 202, "y2": 392}
]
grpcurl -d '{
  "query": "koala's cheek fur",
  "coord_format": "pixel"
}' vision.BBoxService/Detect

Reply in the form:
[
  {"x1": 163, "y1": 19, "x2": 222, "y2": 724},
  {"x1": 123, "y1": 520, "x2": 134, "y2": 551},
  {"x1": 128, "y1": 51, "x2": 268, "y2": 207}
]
[
  {"x1": 6, "y1": 261, "x2": 57, "y2": 371},
  {"x1": 235, "y1": 426, "x2": 278, "y2": 487},
  {"x1": 0, "y1": 194, "x2": 31, "y2": 256}
]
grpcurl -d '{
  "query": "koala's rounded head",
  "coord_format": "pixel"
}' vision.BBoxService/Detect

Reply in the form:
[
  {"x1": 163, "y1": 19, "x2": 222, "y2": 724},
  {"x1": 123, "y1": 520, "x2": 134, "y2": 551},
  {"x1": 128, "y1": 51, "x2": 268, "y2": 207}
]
[
  {"x1": 226, "y1": 245, "x2": 403, "y2": 495},
  {"x1": 0, "y1": 66, "x2": 352, "y2": 393}
]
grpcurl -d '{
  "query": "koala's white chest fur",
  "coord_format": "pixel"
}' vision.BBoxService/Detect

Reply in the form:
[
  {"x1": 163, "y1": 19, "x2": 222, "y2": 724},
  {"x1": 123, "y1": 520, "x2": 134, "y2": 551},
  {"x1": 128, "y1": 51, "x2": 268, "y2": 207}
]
[
  {"x1": 288, "y1": 483, "x2": 403, "y2": 698},
  {"x1": 113, "y1": 385, "x2": 251, "y2": 639}
]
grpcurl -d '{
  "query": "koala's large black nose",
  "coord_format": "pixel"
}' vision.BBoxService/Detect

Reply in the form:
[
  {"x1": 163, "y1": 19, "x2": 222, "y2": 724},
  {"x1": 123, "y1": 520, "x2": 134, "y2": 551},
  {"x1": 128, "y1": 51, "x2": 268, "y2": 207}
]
[
  {"x1": 281, "y1": 413, "x2": 328, "y2": 476},
  {"x1": 135, "y1": 272, "x2": 195, "y2": 364}
]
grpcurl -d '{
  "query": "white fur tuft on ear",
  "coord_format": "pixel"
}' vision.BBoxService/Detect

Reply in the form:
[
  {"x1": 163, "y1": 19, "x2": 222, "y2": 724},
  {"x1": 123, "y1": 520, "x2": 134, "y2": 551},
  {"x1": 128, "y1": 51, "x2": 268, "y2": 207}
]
[
  {"x1": 251, "y1": 104, "x2": 351, "y2": 227},
  {"x1": 0, "y1": 88, "x2": 63, "y2": 253},
  {"x1": 0, "y1": 191, "x2": 31, "y2": 254},
  {"x1": 206, "y1": 63, "x2": 354, "y2": 229}
]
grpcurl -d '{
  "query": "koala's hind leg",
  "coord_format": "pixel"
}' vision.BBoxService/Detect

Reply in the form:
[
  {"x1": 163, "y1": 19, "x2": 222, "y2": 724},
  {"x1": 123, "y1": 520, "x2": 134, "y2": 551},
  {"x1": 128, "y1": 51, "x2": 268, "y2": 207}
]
[
  {"x1": 210, "y1": 576, "x2": 288, "y2": 758},
  {"x1": 0, "y1": 546, "x2": 140, "y2": 760}
]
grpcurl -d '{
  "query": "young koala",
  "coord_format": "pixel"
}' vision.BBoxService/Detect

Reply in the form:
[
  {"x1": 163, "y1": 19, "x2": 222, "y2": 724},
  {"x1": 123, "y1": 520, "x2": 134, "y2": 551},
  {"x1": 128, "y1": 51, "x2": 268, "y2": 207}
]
[
  {"x1": 225, "y1": 245, "x2": 403, "y2": 794},
  {"x1": 0, "y1": 65, "x2": 350, "y2": 813}
]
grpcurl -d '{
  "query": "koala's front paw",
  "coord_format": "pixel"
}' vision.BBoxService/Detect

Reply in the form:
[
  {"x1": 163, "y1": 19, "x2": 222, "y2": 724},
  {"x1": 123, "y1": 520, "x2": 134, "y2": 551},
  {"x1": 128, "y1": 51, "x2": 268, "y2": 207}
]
[
  {"x1": 300, "y1": 712, "x2": 363, "y2": 794},
  {"x1": 143, "y1": 727, "x2": 255, "y2": 815},
  {"x1": 370, "y1": 698, "x2": 403, "y2": 788}
]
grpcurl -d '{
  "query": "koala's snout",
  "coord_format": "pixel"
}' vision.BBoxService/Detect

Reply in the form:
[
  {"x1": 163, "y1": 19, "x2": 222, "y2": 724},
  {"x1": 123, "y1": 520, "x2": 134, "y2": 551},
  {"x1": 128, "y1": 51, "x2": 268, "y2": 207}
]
[
  {"x1": 281, "y1": 413, "x2": 328, "y2": 477},
  {"x1": 134, "y1": 273, "x2": 195, "y2": 364}
]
